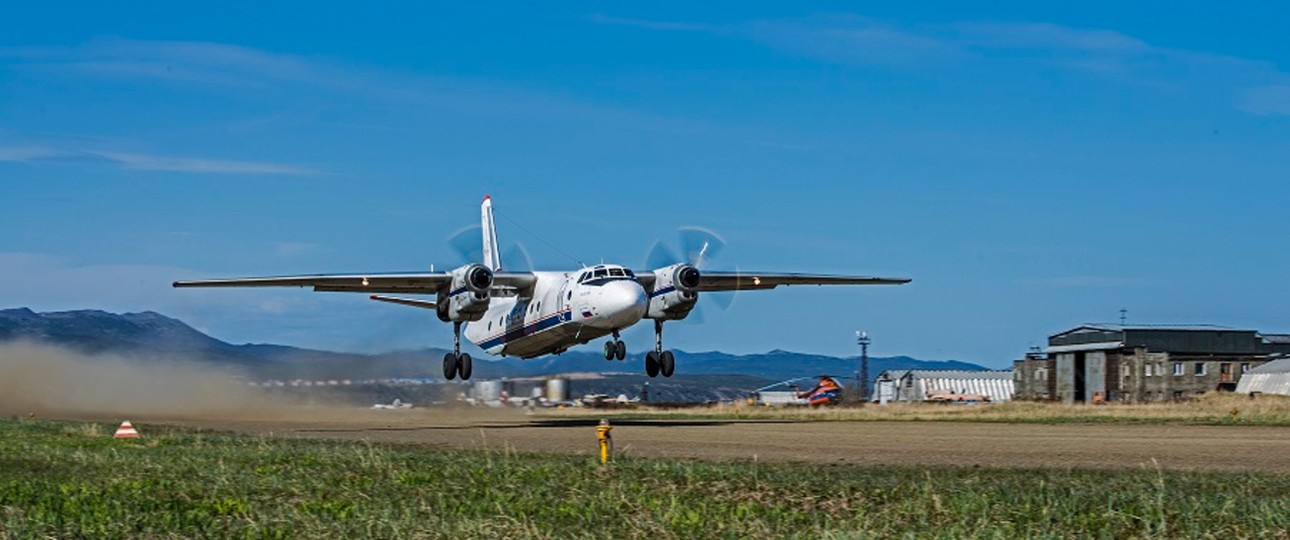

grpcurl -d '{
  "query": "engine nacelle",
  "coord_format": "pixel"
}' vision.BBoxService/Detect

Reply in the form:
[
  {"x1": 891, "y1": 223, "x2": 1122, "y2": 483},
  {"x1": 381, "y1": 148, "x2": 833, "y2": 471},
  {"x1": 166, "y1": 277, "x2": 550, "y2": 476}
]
[
  {"x1": 647, "y1": 264, "x2": 700, "y2": 320},
  {"x1": 437, "y1": 264, "x2": 493, "y2": 322}
]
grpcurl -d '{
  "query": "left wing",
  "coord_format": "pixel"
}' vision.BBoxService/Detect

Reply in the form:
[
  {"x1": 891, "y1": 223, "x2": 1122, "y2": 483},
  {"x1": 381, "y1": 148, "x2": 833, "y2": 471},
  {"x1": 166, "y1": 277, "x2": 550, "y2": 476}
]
[
  {"x1": 695, "y1": 271, "x2": 910, "y2": 292},
  {"x1": 172, "y1": 271, "x2": 537, "y2": 294}
]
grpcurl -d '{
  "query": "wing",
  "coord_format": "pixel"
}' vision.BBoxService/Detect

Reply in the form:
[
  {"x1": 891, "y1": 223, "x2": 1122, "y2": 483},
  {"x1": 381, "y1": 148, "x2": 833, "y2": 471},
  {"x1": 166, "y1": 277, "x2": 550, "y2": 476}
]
[
  {"x1": 695, "y1": 271, "x2": 910, "y2": 292},
  {"x1": 173, "y1": 272, "x2": 537, "y2": 294}
]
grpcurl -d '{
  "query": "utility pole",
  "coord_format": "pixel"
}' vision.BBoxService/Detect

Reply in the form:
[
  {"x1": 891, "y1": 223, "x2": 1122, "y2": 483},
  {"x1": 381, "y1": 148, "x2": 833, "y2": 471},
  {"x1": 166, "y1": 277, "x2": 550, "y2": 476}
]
[{"x1": 855, "y1": 331, "x2": 871, "y2": 403}]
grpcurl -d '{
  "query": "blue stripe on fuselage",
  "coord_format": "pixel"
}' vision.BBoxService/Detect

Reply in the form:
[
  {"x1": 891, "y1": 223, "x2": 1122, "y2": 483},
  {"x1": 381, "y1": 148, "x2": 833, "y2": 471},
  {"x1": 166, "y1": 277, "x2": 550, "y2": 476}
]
[
  {"x1": 478, "y1": 310, "x2": 573, "y2": 350},
  {"x1": 649, "y1": 285, "x2": 675, "y2": 298}
]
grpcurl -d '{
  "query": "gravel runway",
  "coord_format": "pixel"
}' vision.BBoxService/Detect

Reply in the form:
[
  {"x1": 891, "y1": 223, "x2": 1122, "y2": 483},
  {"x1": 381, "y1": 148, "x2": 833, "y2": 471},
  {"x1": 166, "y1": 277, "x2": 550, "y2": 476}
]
[{"x1": 152, "y1": 407, "x2": 1290, "y2": 472}]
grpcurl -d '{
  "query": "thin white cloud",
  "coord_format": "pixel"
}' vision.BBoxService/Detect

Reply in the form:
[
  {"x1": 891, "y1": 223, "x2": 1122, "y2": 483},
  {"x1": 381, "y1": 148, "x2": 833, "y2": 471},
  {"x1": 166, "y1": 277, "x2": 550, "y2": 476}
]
[
  {"x1": 1021, "y1": 276, "x2": 1155, "y2": 289},
  {"x1": 1, "y1": 38, "x2": 318, "y2": 88},
  {"x1": 1238, "y1": 85, "x2": 1290, "y2": 116},
  {"x1": 585, "y1": 14, "x2": 713, "y2": 32},
  {"x1": 0, "y1": 145, "x2": 316, "y2": 175},
  {"x1": 590, "y1": 13, "x2": 1290, "y2": 116}
]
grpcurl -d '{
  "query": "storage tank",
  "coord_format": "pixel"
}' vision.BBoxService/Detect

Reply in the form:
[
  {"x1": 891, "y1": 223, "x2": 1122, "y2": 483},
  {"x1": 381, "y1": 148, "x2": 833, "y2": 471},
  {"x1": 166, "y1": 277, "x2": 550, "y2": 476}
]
[
  {"x1": 545, "y1": 378, "x2": 569, "y2": 402},
  {"x1": 474, "y1": 380, "x2": 502, "y2": 402}
]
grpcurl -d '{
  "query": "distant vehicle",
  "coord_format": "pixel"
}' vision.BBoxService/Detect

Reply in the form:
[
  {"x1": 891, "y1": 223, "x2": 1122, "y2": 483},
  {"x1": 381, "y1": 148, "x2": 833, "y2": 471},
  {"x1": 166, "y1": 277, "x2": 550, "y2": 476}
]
[
  {"x1": 926, "y1": 392, "x2": 990, "y2": 404},
  {"x1": 175, "y1": 197, "x2": 909, "y2": 381},
  {"x1": 795, "y1": 375, "x2": 844, "y2": 407},
  {"x1": 371, "y1": 398, "x2": 413, "y2": 410}
]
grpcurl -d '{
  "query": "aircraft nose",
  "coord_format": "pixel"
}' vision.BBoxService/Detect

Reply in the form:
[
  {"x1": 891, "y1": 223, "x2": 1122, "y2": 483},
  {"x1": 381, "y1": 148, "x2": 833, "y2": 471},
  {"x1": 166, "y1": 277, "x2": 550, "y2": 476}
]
[{"x1": 597, "y1": 280, "x2": 648, "y2": 327}]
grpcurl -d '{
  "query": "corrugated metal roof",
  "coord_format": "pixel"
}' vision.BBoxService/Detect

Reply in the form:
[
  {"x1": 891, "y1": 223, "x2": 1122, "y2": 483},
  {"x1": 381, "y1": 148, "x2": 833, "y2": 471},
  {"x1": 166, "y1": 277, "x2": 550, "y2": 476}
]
[
  {"x1": 1045, "y1": 341, "x2": 1125, "y2": 353},
  {"x1": 1249, "y1": 358, "x2": 1290, "y2": 374},
  {"x1": 1079, "y1": 323, "x2": 1244, "y2": 332},
  {"x1": 1262, "y1": 334, "x2": 1290, "y2": 345},
  {"x1": 900, "y1": 370, "x2": 1013, "y2": 380}
]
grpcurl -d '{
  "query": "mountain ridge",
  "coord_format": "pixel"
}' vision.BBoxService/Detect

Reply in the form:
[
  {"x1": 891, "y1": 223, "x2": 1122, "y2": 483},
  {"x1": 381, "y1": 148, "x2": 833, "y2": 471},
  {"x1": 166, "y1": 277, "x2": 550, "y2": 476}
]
[{"x1": 0, "y1": 308, "x2": 988, "y2": 382}]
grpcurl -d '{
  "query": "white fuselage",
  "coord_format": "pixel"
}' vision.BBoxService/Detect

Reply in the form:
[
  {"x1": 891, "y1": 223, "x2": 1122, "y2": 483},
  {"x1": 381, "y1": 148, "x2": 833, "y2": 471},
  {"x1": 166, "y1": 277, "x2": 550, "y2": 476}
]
[{"x1": 462, "y1": 265, "x2": 648, "y2": 358}]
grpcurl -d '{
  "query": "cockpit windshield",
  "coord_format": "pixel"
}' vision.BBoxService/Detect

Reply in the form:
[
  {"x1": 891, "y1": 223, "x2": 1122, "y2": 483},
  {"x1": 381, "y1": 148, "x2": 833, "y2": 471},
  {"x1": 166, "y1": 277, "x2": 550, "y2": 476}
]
[{"x1": 578, "y1": 265, "x2": 637, "y2": 286}]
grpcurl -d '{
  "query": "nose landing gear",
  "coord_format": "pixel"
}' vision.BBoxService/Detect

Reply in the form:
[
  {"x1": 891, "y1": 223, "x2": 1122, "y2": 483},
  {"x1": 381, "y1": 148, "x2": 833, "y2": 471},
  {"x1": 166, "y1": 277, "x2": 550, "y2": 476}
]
[
  {"x1": 603, "y1": 330, "x2": 627, "y2": 361},
  {"x1": 644, "y1": 320, "x2": 675, "y2": 378},
  {"x1": 443, "y1": 321, "x2": 474, "y2": 380}
]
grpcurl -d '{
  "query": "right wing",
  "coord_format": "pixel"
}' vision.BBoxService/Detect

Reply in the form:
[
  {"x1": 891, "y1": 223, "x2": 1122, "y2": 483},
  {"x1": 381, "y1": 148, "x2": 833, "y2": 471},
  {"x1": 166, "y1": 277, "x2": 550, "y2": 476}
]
[{"x1": 696, "y1": 271, "x2": 910, "y2": 292}]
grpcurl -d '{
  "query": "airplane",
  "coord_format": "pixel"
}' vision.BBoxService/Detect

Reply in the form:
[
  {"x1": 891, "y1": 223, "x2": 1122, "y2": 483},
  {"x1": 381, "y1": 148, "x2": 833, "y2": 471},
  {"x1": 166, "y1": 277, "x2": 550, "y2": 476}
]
[{"x1": 174, "y1": 196, "x2": 910, "y2": 381}]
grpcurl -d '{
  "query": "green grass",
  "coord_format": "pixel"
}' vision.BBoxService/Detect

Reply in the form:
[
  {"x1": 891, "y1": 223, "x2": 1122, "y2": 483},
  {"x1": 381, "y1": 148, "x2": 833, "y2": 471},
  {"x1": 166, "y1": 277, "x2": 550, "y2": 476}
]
[
  {"x1": 549, "y1": 393, "x2": 1290, "y2": 427},
  {"x1": 1, "y1": 419, "x2": 1287, "y2": 539}
]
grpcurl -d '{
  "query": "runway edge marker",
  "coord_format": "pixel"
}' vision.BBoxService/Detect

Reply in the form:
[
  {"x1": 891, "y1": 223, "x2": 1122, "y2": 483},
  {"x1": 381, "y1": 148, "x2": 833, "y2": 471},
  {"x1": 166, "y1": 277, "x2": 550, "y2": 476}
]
[{"x1": 113, "y1": 420, "x2": 140, "y2": 439}]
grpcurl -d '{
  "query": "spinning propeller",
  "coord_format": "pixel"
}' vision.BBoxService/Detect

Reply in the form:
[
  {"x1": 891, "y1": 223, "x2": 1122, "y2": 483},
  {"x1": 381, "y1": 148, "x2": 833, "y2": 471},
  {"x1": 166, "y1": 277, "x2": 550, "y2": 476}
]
[
  {"x1": 645, "y1": 226, "x2": 739, "y2": 321},
  {"x1": 446, "y1": 225, "x2": 534, "y2": 272}
]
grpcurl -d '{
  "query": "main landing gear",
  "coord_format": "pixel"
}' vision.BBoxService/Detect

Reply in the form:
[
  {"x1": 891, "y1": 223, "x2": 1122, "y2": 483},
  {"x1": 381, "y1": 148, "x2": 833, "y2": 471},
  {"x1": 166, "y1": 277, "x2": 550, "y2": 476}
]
[
  {"x1": 443, "y1": 321, "x2": 473, "y2": 381},
  {"x1": 644, "y1": 320, "x2": 675, "y2": 378},
  {"x1": 603, "y1": 330, "x2": 627, "y2": 361}
]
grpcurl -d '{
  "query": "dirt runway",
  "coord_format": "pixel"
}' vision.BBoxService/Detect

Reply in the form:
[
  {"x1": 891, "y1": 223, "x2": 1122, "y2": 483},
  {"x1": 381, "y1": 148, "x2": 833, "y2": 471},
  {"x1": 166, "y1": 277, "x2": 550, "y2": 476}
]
[{"x1": 151, "y1": 408, "x2": 1290, "y2": 473}]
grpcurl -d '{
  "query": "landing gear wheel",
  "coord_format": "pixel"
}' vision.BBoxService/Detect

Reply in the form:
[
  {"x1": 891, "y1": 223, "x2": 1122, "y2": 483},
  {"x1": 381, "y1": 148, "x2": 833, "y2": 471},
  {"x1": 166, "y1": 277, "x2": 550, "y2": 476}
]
[
  {"x1": 458, "y1": 353, "x2": 473, "y2": 381},
  {"x1": 645, "y1": 351, "x2": 660, "y2": 378},
  {"x1": 604, "y1": 341, "x2": 615, "y2": 360},
  {"x1": 443, "y1": 352, "x2": 458, "y2": 380},
  {"x1": 659, "y1": 350, "x2": 675, "y2": 378},
  {"x1": 614, "y1": 340, "x2": 627, "y2": 361}
]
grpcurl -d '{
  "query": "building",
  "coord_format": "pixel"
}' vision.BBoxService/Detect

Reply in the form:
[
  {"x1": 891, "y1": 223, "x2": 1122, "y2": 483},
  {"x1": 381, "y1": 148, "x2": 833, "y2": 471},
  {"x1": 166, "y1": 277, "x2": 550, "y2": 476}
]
[
  {"x1": 1013, "y1": 351, "x2": 1053, "y2": 401},
  {"x1": 1235, "y1": 358, "x2": 1290, "y2": 397},
  {"x1": 1015, "y1": 324, "x2": 1290, "y2": 403},
  {"x1": 877, "y1": 370, "x2": 1015, "y2": 403}
]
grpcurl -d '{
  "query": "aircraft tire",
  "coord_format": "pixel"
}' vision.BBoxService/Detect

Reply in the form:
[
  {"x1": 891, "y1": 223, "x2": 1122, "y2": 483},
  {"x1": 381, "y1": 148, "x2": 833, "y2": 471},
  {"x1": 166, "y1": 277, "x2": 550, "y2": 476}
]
[
  {"x1": 660, "y1": 350, "x2": 675, "y2": 377},
  {"x1": 459, "y1": 353, "x2": 473, "y2": 380},
  {"x1": 443, "y1": 353, "x2": 458, "y2": 380},
  {"x1": 645, "y1": 351, "x2": 660, "y2": 377},
  {"x1": 614, "y1": 340, "x2": 627, "y2": 361},
  {"x1": 604, "y1": 341, "x2": 615, "y2": 360}
]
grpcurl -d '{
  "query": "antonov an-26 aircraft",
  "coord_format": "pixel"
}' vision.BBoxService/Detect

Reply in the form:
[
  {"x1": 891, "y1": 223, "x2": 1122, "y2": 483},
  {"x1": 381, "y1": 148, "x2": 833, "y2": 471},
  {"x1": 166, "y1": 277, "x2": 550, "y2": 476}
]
[{"x1": 175, "y1": 196, "x2": 909, "y2": 381}]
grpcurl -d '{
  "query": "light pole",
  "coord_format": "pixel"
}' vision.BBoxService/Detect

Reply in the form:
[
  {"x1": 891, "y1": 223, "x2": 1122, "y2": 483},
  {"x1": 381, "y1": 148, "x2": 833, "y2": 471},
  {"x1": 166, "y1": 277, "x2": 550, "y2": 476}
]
[{"x1": 856, "y1": 331, "x2": 871, "y2": 403}]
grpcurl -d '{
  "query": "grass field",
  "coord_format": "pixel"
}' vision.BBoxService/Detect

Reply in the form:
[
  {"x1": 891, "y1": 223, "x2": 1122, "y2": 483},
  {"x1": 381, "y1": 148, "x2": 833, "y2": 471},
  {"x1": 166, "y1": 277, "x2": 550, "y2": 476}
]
[
  {"x1": 1, "y1": 418, "x2": 1288, "y2": 539},
  {"x1": 550, "y1": 393, "x2": 1290, "y2": 426}
]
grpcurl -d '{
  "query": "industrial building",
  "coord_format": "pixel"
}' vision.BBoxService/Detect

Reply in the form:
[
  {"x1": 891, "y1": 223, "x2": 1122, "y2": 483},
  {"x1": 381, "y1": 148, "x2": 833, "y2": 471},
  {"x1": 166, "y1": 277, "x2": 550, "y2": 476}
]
[
  {"x1": 1015, "y1": 324, "x2": 1290, "y2": 403},
  {"x1": 1235, "y1": 358, "x2": 1290, "y2": 397},
  {"x1": 875, "y1": 370, "x2": 1015, "y2": 403}
]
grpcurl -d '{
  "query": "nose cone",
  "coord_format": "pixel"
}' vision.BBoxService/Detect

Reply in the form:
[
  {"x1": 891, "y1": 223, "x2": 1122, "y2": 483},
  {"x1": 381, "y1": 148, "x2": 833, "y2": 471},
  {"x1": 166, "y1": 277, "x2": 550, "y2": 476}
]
[{"x1": 589, "y1": 280, "x2": 648, "y2": 329}]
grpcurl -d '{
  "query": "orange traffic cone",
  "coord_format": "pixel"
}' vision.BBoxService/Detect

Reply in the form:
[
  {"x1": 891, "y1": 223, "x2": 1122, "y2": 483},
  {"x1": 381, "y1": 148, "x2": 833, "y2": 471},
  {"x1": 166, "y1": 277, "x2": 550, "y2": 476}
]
[{"x1": 113, "y1": 420, "x2": 140, "y2": 439}]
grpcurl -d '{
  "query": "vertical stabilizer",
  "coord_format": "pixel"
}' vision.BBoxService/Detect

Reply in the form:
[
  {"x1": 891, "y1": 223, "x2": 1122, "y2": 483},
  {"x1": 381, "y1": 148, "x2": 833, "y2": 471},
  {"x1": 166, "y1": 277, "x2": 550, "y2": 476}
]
[{"x1": 481, "y1": 195, "x2": 501, "y2": 270}]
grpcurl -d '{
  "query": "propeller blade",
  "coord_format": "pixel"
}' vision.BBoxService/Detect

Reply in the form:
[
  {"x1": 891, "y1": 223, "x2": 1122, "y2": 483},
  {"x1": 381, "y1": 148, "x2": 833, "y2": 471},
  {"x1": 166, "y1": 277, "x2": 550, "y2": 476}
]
[
  {"x1": 447, "y1": 226, "x2": 484, "y2": 264},
  {"x1": 501, "y1": 243, "x2": 534, "y2": 273},
  {"x1": 646, "y1": 242, "x2": 680, "y2": 270},
  {"x1": 678, "y1": 226, "x2": 726, "y2": 268},
  {"x1": 705, "y1": 291, "x2": 736, "y2": 311}
]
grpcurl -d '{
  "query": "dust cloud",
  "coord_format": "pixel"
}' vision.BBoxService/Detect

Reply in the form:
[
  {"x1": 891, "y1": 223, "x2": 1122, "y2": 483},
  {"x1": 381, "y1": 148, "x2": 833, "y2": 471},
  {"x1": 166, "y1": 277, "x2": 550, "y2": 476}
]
[{"x1": 0, "y1": 341, "x2": 287, "y2": 421}]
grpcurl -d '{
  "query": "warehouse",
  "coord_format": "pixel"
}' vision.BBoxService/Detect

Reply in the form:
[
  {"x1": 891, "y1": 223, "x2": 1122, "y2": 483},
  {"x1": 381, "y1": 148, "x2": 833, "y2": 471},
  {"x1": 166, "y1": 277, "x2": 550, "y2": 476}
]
[
  {"x1": 1235, "y1": 358, "x2": 1290, "y2": 397},
  {"x1": 1015, "y1": 324, "x2": 1290, "y2": 403},
  {"x1": 877, "y1": 370, "x2": 1015, "y2": 403}
]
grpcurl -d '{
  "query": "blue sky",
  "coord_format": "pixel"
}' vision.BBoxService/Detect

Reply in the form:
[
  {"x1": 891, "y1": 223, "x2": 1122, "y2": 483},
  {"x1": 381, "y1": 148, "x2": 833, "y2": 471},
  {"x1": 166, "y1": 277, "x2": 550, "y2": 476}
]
[{"x1": 3, "y1": 2, "x2": 1288, "y2": 368}]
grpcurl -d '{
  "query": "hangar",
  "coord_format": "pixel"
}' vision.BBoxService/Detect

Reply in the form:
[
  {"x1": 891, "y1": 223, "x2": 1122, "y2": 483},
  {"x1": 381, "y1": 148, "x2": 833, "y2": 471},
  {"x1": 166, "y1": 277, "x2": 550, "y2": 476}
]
[
  {"x1": 1235, "y1": 358, "x2": 1290, "y2": 397},
  {"x1": 1015, "y1": 324, "x2": 1290, "y2": 403}
]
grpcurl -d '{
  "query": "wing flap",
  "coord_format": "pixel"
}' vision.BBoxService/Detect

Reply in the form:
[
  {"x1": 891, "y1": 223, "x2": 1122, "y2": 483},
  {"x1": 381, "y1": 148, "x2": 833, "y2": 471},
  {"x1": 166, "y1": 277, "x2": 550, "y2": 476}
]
[{"x1": 369, "y1": 295, "x2": 437, "y2": 310}]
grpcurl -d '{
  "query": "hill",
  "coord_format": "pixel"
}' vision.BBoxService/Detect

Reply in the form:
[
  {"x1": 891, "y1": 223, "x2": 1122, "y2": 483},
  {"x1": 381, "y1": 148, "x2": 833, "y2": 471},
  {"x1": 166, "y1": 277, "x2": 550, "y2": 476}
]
[{"x1": 0, "y1": 308, "x2": 986, "y2": 384}]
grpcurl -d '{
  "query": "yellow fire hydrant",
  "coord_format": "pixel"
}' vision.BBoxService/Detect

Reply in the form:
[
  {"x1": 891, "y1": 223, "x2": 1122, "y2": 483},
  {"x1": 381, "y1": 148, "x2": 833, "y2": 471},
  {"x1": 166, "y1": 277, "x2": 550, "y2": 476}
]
[{"x1": 596, "y1": 418, "x2": 613, "y2": 465}]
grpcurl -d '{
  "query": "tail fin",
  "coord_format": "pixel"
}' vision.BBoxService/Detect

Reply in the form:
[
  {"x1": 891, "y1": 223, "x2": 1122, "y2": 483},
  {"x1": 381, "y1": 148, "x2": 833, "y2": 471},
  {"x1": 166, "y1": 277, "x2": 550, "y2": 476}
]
[{"x1": 481, "y1": 195, "x2": 501, "y2": 271}]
